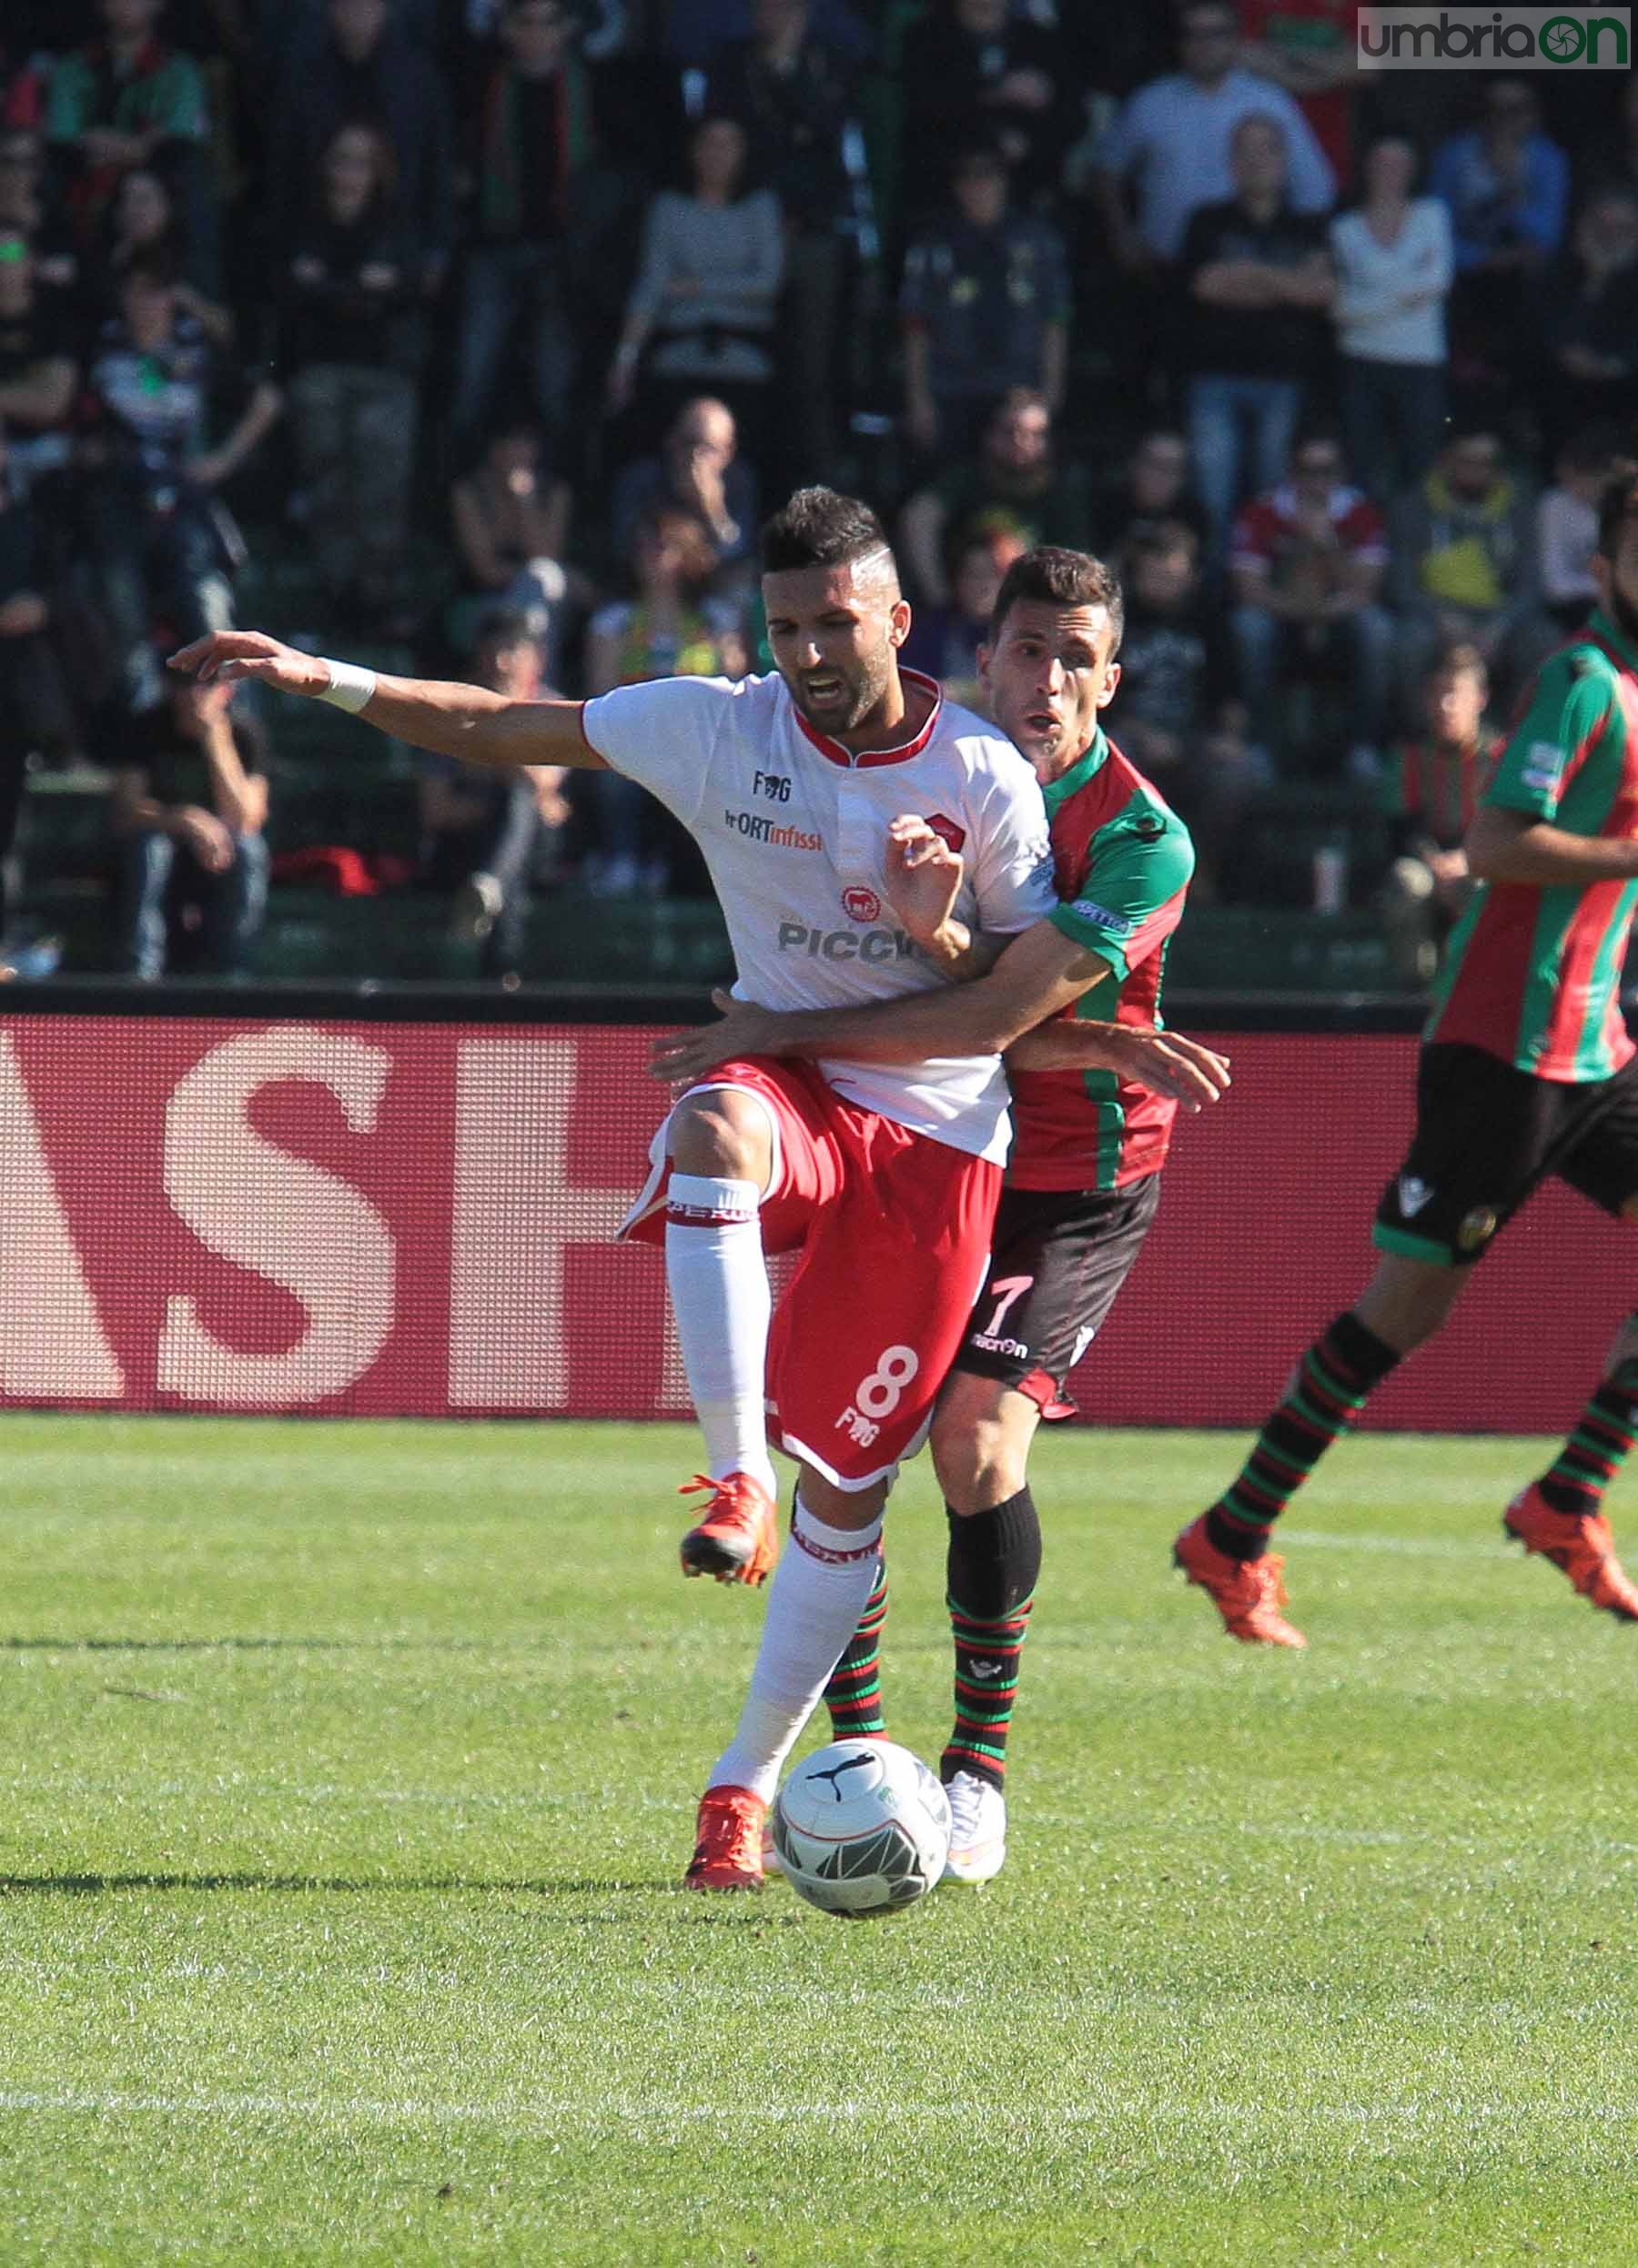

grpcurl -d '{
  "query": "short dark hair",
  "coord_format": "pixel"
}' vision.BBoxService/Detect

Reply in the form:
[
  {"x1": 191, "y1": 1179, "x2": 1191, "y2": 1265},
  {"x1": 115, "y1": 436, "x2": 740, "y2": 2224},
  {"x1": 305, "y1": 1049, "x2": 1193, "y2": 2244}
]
[
  {"x1": 1427, "y1": 641, "x2": 1488, "y2": 685},
  {"x1": 989, "y1": 546, "x2": 1124, "y2": 656},
  {"x1": 473, "y1": 605, "x2": 543, "y2": 650},
  {"x1": 1596, "y1": 465, "x2": 1638, "y2": 559},
  {"x1": 761, "y1": 487, "x2": 895, "y2": 577}
]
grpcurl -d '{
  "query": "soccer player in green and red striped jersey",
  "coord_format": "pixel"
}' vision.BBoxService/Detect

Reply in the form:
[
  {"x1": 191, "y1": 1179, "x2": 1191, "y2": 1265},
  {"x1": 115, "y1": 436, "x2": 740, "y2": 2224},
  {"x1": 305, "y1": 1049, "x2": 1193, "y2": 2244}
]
[
  {"x1": 652, "y1": 547, "x2": 1225, "y2": 1879},
  {"x1": 1178, "y1": 469, "x2": 1638, "y2": 1645}
]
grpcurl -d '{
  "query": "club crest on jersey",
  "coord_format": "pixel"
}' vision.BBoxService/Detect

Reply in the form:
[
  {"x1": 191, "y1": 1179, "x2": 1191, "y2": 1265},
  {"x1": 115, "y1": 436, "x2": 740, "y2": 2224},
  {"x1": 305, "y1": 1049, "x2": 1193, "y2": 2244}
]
[
  {"x1": 923, "y1": 812, "x2": 966, "y2": 853},
  {"x1": 1397, "y1": 1174, "x2": 1433, "y2": 1217},
  {"x1": 843, "y1": 887, "x2": 882, "y2": 922}
]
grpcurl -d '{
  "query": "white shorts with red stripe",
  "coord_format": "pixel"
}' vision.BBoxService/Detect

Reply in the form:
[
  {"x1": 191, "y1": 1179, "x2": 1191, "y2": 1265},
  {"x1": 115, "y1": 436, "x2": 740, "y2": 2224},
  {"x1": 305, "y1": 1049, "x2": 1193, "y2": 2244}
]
[{"x1": 622, "y1": 1056, "x2": 1001, "y2": 1489}]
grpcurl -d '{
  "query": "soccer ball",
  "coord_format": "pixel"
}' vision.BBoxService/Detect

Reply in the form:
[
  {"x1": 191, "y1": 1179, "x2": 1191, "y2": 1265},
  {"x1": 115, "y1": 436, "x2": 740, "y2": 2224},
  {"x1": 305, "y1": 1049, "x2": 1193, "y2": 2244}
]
[{"x1": 772, "y1": 1739, "x2": 952, "y2": 1918}]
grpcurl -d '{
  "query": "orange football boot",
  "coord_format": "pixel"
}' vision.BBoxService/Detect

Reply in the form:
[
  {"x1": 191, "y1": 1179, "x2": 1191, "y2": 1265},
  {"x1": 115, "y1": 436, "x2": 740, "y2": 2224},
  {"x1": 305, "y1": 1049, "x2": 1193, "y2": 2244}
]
[
  {"x1": 683, "y1": 1785, "x2": 765, "y2": 1891},
  {"x1": 678, "y1": 1471, "x2": 779, "y2": 1586},
  {"x1": 1503, "y1": 1486, "x2": 1638, "y2": 1620},
  {"x1": 1173, "y1": 1514, "x2": 1308, "y2": 1648}
]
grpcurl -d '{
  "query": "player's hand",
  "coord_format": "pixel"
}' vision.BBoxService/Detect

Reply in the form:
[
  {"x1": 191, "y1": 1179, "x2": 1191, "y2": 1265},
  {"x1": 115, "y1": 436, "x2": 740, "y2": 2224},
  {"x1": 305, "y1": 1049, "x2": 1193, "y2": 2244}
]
[
  {"x1": 649, "y1": 991, "x2": 783, "y2": 1084},
  {"x1": 885, "y1": 815, "x2": 964, "y2": 946},
  {"x1": 1012, "y1": 1020, "x2": 1231, "y2": 1112},
  {"x1": 168, "y1": 630, "x2": 329, "y2": 698}
]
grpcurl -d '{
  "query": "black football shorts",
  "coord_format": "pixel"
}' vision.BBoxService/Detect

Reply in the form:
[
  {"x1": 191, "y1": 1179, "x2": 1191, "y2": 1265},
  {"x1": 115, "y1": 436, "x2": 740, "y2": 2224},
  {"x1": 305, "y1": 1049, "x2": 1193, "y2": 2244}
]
[
  {"x1": 1373, "y1": 1042, "x2": 1638, "y2": 1267},
  {"x1": 951, "y1": 1173, "x2": 1162, "y2": 1410}
]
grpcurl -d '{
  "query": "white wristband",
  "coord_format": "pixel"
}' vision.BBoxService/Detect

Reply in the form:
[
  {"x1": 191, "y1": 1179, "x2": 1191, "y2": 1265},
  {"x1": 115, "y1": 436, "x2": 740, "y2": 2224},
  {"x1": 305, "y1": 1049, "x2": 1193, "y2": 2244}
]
[{"x1": 317, "y1": 659, "x2": 378, "y2": 714}]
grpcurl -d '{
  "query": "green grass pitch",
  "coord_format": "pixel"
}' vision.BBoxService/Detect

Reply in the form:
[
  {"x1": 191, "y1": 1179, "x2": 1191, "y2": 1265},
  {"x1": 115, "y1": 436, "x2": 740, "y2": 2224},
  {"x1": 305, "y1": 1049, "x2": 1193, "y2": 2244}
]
[{"x1": 2, "y1": 1415, "x2": 1635, "y2": 2265}]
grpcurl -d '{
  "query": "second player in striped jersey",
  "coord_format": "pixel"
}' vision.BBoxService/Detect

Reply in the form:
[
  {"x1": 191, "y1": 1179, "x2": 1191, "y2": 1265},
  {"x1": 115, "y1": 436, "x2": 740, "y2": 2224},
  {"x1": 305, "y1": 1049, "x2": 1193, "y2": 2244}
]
[{"x1": 1178, "y1": 469, "x2": 1638, "y2": 1646}]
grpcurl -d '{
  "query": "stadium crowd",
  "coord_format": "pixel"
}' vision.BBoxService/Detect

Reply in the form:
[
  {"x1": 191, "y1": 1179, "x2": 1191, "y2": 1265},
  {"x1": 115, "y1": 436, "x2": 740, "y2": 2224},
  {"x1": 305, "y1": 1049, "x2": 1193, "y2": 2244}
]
[{"x1": 0, "y1": 0, "x2": 1635, "y2": 979}]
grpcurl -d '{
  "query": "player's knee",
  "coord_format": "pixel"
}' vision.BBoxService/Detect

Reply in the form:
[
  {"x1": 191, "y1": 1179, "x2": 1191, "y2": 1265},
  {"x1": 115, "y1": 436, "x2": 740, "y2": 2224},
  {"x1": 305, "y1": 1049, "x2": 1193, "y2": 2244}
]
[
  {"x1": 931, "y1": 1375, "x2": 1032, "y2": 1514},
  {"x1": 668, "y1": 1088, "x2": 772, "y2": 1187},
  {"x1": 798, "y1": 1467, "x2": 889, "y2": 1531}
]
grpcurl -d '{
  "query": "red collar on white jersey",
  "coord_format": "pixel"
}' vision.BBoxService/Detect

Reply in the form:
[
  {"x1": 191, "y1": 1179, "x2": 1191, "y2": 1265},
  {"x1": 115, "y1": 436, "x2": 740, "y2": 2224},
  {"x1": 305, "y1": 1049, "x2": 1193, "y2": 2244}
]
[{"x1": 791, "y1": 667, "x2": 944, "y2": 770}]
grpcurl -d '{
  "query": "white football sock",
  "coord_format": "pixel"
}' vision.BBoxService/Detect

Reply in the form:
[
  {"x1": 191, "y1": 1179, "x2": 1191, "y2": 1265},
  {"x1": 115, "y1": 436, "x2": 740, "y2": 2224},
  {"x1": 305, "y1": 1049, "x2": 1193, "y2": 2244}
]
[
  {"x1": 664, "y1": 1174, "x2": 777, "y2": 1495},
  {"x1": 708, "y1": 1496, "x2": 885, "y2": 1803}
]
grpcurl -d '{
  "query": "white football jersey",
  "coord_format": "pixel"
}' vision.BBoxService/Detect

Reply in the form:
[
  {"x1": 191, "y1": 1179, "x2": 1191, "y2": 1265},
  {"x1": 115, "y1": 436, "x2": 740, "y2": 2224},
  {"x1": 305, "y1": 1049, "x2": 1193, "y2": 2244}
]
[{"x1": 580, "y1": 668, "x2": 1056, "y2": 1161}]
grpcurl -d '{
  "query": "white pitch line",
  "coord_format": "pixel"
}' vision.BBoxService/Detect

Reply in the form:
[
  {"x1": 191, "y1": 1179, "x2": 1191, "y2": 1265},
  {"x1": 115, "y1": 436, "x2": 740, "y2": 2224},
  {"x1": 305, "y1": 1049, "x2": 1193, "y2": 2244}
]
[{"x1": 1, "y1": 2088, "x2": 1635, "y2": 2137}]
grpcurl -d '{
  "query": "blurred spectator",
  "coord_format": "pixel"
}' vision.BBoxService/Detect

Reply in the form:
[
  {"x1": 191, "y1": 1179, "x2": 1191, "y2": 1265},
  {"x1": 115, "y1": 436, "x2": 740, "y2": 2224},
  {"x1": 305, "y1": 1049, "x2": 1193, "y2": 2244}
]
[
  {"x1": 1387, "y1": 427, "x2": 1539, "y2": 693},
  {"x1": 583, "y1": 504, "x2": 747, "y2": 893},
  {"x1": 703, "y1": 0, "x2": 862, "y2": 483},
  {"x1": 1235, "y1": 0, "x2": 1356, "y2": 184},
  {"x1": 607, "y1": 113, "x2": 783, "y2": 469},
  {"x1": 1431, "y1": 77, "x2": 1568, "y2": 396},
  {"x1": 899, "y1": 386, "x2": 1094, "y2": 610},
  {"x1": 0, "y1": 129, "x2": 77, "y2": 294},
  {"x1": 96, "y1": 164, "x2": 229, "y2": 337},
  {"x1": 1330, "y1": 134, "x2": 1452, "y2": 507},
  {"x1": 1229, "y1": 428, "x2": 1391, "y2": 777},
  {"x1": 448, "y1": 417, "x2": 573, "y2": 667},
  {"x1": 1094, "y1": 427, "x2": 1210, "y2": 572},
  {"x1": 0, "y1": 424, "x2": 79, "y2": 934},
  {"x1": 899, "y1": 141, "x2": 1069, "y2": 465},
  {"x1": 269, "y1": 0, "x2": 455, "y2": 296},
  {"x1": 82, "y1": 259, "x2": 280, "y2": 722},
  {"x1": 899, "y1": 0, "x2": 1080, "y2": 219},
  {"x1": 900, "y1": 522, "x2": 1024, "y2": 711},
  {"x1": 1176, "y1": 112, "x2": 1333, "y2": 559},
  {"x1": 661, "y1": 0, "x2": 870, "y2": 67},
  {"x1": 1537, "y1": 425, "x2": 1623, "y2": 636},
  {"x1": 278, "y1": 121, "x2": 423, "y2": 630},
  {"x1": 419, "y1": 606, "x2": 567, "y2": 977},
  {"x1": 609, "y1": 392, "x2": 758, "y2": 586},
  {"x1": 1093, "y1": 0, "x2": 1333, "y2": 273},
  {"x1": 1378, "y1": 644, "x2": 1496, "y2": 986},
  {"x1": 46, "y1": 1, "x2": 210, "y2": 247},
  {"x1": 1536, "y1": 188, "x2": 1638, "y2": 461},
  {"x1": 2, "y1": 41, "x2": 53, "y2": 135},
  {"x1": 110, "y1": 672, "x2": 268, "y2": 979},
  {"x1": 1113, "y1": 518, "x2": 1255, "y2": 878},
  {"x1": 0, "y1": 226, "x2": 79, "y2": 494},
  {"x1": 449, "y1": 0, "x2": 595, "y2": 457}
]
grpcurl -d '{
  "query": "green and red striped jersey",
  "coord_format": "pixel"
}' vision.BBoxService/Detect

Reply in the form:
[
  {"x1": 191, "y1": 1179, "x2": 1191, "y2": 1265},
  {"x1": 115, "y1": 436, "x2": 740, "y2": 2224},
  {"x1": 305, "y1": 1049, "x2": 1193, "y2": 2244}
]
[
  {"x1": 1007, "y1": 729, "x2": 1195, "y2": 1191},
  {"x1": 1426, "y1": 610, "x2": 1638, "y2": 1083}
]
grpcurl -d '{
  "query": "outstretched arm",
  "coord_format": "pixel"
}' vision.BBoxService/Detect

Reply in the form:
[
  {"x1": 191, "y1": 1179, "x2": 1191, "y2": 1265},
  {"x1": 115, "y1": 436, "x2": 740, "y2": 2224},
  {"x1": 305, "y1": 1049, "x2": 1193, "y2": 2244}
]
[
  {"x1": 652, "y1": 919, "x2": 1113, "y2": 1080},
  {"x1": 652, "y1": 978, "x2": 1231, "y2": 1112},
  {"x1": 169, "y1": 630, "x2": 609, "y2": 773}
]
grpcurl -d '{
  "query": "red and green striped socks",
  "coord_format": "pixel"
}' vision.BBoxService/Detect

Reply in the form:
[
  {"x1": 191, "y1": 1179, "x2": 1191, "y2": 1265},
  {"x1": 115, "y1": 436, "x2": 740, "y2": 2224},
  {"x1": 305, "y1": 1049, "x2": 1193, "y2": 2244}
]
[
  {"x1": 940, "y1": 1489, "x2": 1042, "y2": 1794},
  {"x1": 1208, "y1": 1313, "x2": 1401, "y2": 1558},
  {"x1": 822, "y1": 1563, "x2": 889, "y2": 1739},
  {"x1": 1536, "y1": 1380, "x2": 1638, "y2": 1517}
]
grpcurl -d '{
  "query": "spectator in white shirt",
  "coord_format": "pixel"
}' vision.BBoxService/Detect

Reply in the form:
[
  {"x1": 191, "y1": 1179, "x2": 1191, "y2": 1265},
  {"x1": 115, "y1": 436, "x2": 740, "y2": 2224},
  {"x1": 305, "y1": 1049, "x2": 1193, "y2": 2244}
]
[
  {"x1": 1330, "y1": 134, "x2": 1453, "y2": 508},
  {"x1": 1092, "y1": 0, "x2": 1334, "y2": 271}
]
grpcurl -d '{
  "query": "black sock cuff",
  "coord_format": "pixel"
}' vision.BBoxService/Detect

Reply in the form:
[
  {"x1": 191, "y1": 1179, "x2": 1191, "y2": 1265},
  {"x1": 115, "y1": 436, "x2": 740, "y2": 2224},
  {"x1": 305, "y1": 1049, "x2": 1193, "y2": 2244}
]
[
  {"x1": 946, "y1": 1488, "x2": 1042, "y2": 1620},
  {"x1": 1327, "y1": 1310, "x2": 1401, "y2": 1388}
]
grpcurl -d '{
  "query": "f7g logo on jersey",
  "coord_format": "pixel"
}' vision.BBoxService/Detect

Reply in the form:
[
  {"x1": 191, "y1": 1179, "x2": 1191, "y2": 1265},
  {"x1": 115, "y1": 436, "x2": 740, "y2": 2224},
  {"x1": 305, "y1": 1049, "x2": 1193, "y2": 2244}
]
[
  {"x1": 836, "y1": 1346, "x2": 920, "y2": 1447},
  {"x1": 754, "y1": 771, "x2": 792, "y2": 802}
]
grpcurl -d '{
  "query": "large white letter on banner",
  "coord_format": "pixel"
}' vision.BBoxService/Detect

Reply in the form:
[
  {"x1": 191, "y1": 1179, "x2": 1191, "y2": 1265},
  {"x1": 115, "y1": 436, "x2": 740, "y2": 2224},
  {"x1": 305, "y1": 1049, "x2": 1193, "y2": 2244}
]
[
  {"x1": 450, "y1": 1039, "x2": 633, "y2": 1407},
  {"x1": 0, "y1": 1033, "x2": 125, "y2": 1398},
  {"x1": 158, "y1": 1029, "x2": 396, "y2": 1404}
]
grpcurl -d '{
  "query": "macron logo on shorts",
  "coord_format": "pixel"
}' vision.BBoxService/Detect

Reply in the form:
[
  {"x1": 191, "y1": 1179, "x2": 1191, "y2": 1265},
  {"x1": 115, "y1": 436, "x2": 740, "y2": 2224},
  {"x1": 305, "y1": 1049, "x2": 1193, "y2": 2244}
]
[{"x1": 1397, "y1": 1174, "x2": 1433, "y2": 1217}]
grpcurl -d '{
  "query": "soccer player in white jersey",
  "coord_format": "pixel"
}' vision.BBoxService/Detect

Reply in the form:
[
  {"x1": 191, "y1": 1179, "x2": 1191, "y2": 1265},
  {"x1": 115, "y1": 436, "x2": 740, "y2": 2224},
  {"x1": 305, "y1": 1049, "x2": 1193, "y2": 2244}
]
[{"x1": 172, "y1": 488, "x2": 1067, "y2": 1890}]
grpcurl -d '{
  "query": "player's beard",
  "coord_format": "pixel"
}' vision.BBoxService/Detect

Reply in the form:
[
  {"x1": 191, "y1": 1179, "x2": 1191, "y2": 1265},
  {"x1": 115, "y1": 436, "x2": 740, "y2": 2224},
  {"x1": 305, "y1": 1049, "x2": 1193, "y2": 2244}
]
[{"x1": 789, "y1": 646, "x2": 894, "y2": 738}]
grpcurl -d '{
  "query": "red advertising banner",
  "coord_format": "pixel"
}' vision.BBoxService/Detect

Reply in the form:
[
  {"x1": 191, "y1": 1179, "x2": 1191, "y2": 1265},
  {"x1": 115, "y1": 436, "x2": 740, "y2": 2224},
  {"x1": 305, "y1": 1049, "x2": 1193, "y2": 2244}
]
[{"x1": 0, "y1": 1015, "x2": 1622, "y2": 1433}]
